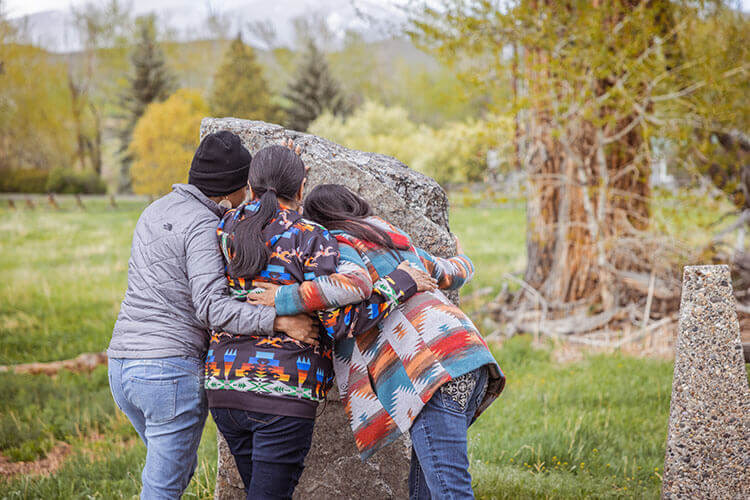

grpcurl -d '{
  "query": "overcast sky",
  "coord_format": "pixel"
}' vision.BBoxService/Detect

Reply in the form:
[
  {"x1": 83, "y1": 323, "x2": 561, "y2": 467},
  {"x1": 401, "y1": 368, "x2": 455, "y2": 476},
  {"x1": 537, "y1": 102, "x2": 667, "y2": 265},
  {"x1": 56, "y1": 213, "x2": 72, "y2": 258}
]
[
  {"x1": 5, "y1": 0, "x2": 748, "y2": 18},
  {"x1": 3, "y1": 0, "x2": 409, "y2": 18}
]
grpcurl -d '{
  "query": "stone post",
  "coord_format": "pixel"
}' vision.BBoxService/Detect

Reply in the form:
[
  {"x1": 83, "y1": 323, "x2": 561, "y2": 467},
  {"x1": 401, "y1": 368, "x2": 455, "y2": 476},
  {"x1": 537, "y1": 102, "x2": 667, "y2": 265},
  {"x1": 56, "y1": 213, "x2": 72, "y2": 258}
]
[
  {"x1": 200, "y1": 118, "x2": 458, "y2": 500},
  {"x1": 662, "y1": 265, "x2": 749, "y2": 499}
]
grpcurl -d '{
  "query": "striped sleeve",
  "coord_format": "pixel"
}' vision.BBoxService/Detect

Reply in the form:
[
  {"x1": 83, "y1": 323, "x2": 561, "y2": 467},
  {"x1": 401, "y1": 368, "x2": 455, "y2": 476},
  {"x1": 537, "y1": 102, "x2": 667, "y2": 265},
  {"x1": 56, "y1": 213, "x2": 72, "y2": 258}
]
[
  {"x1": 415, "y1": 247, "x2": 475, "y2": 290},
  {"x1": 320, "y1": 261, "x2": 419, "y2": 341},
  {"x1": 274, "y1": 244, "x2": 373, "y2": 316}
]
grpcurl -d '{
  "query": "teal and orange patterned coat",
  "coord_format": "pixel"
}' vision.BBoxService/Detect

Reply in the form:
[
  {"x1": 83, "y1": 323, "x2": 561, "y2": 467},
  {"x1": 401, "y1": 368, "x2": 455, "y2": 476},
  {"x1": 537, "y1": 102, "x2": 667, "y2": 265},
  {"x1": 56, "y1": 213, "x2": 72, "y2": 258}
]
[
  {"x1": 205, "y1": 202, "x2": 418, "y2": 419},
  {"x1": 276, "y1": 216, "x2": 506, "y2": 457}
]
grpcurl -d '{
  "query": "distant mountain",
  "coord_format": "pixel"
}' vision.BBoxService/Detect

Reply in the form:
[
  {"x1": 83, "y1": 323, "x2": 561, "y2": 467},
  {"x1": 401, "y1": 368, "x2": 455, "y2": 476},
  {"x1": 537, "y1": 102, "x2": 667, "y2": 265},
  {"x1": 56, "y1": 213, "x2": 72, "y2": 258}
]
[
  {"x1": 10, "y1": 10, "x2": 77, "y2": 51},
  {"x1": 10, "y1": 0, "x2": 406, "y2": 53}
]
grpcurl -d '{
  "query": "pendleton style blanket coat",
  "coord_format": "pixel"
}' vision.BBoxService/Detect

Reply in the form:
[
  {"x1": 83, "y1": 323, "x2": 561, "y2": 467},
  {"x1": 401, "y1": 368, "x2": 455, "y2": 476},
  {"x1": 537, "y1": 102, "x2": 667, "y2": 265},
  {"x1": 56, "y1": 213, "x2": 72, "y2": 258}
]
[
  {"x1": 280, "y1": 216, "x2": 505, "y2": 458},
  {"x1": 206, "y1": 203, "x2": 420, "y2": 419}
]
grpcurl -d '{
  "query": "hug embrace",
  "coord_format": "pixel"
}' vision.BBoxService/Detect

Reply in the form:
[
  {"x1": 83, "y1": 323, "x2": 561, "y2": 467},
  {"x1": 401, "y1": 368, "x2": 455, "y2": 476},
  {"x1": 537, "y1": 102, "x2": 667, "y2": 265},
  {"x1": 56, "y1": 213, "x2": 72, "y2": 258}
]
[{"x1": 107, "y1": 131, "x2": 506, "y2": 500}]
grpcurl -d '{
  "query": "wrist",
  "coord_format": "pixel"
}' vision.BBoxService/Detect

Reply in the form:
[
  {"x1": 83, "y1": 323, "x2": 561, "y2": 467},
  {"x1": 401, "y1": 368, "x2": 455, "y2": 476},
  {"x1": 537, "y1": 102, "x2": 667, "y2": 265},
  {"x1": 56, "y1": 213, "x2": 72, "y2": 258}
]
[
  {"x1": 389, "y1": 268, "x2": 418, "y2": 300},
  {"x1": 274, "y1": 283, "x2": 304, "y2": 316}
]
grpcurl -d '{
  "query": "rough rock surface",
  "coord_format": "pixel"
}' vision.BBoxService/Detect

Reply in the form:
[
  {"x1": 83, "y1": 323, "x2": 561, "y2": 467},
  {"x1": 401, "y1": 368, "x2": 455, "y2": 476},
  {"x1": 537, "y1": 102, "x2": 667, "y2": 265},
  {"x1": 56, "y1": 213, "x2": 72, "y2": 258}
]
[
  {"x1": 201, "y1": 118, "x2": 458, "y2": 500},
  {"x1": 662, "y1": 265, "x2": 750, "y2": 499}
]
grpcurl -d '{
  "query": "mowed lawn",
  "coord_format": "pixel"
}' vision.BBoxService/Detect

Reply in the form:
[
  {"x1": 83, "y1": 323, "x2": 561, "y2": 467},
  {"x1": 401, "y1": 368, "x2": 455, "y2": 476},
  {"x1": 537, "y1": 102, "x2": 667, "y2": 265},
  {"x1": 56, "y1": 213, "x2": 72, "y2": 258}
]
[{"x1": 2, "y1": 192, "x2": 723, "y2": 498}]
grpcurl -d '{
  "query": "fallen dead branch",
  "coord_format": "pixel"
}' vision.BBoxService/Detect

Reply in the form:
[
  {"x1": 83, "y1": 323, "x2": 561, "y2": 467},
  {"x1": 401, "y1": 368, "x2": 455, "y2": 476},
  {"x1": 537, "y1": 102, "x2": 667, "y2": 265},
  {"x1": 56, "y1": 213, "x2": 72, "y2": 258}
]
[
  {"x1": 509, "y1": 305, "x2": 625, "y2": 337},
  {"x1": 612, "y1": 315, "x2": 678, "y2": 348},
  {"x1": 485, "y1": 208, "x2": 748, "y2": 357},
  {"x1": 615, "y1": 269, "x2": 678, "y2": 301},
  {"x1": 488, "y1": 220, "x2": 689, "y2": 352},
  {"x1": 0, "y1": 352, "x2": 107, "y2": 376}
]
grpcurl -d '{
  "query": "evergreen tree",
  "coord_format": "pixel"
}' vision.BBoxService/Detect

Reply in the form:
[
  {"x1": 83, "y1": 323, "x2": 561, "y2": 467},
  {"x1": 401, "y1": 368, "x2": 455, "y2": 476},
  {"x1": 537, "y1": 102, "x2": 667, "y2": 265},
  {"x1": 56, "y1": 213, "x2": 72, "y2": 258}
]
[
  {"x1": 209, "y1": 33, "x2": 280, "y2": 122},
  {"x1": 283, "y1": 41, "x2": 350, "y2": 132},
  {"x1": 118, "y1": 15, "x2": 173, "y2": 192}
]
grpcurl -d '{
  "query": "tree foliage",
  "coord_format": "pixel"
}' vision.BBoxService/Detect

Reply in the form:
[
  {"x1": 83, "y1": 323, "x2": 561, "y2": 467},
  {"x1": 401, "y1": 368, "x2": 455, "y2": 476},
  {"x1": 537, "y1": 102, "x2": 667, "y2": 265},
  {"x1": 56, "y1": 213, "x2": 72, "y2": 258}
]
[
  {"x1": 0, "y1": 42, "x2": 76, "y2": 173},
  {"x1": 283, "y1": 41, "x2": 350, "y2": 132},
  {"x1": 310, "y1": 101, "x2": 512, "y2": 184},
  {"x1": 408, "y1": 0, "x2": 749, "y2": 312},
  {"x1": 209, "y1": 34, "x2": 281, "y2": 123},
  {"x1": 409, "y1": 0, "x2": 749, "y2": 190},
  {"x1": 119, "y1": 14, "x2": 174, "y2": 192},
  {"x1": 327, "y1": 34, "x2": 491, "y2": 127},
  {"x1": 678, "y1": 6, "x2": 750, "y2": 210},
  {"x1": 0, "y1": 2, "x2": 122, "y2": 191},
  {"x1": 68, "y1": 0, "x2": 134, "y2": 176},
  {"x1": 129, "y1": 89, "x2": 208, "y2": 196}
]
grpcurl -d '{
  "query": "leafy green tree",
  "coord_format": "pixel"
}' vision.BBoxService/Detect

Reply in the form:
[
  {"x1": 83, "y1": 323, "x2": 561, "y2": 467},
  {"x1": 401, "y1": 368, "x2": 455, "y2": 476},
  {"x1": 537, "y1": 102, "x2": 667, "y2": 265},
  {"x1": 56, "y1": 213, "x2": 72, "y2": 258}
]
[
  {"x1": 683, "y1": 7, "x2": 750, "y2": 213},
  {"x1": 130, "y1": 89, "x2": 208, "y2": 196},
  {"x1": 118, "y1": 14, "x2": 174, "y2": 192},
  {"x1": 283, "y1": 40, "x2": 350, "y2": 132},
  {"x1": 0, "y1": 42, "x2": 77, "y2": 175},
  {"x1": 209, "y1": 33, "x2": 281, "y2": 122},
  {"x1": 69, "y1": 0, "x2": 133, "y2": 177},
  {"x1": 409, "y1": 0, "x2": 749, "y2": 313}
]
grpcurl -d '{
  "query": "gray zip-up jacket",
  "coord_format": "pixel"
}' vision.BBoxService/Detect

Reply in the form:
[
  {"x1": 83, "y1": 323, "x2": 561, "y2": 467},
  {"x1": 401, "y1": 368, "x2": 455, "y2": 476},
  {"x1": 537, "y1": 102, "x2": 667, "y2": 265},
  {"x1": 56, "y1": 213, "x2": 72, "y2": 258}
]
[{"x1": 107, "y1": 184, "x2": 275, "y2": 359}]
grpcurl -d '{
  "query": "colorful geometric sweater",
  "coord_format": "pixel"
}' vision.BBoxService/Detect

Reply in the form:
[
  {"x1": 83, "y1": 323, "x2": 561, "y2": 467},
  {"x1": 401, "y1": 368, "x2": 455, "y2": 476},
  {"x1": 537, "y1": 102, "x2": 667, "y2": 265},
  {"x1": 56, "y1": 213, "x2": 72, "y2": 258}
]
[
  {"x1": 205, "y1": 203, "x2": 419, "y2": 419},
  {"x1": 276, "y1": 216, "x2": 506, "y2": 458}
]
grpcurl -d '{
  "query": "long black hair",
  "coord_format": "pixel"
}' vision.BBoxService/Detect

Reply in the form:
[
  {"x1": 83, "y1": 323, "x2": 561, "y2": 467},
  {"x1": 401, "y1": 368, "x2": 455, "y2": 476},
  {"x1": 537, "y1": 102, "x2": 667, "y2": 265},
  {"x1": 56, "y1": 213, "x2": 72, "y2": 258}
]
[
  {"x1": 230, "y1": 145, "x2": 306, "y2": 278},
  {"x1": 303, "y1": 184, "x2": 409, "y2": 252}
]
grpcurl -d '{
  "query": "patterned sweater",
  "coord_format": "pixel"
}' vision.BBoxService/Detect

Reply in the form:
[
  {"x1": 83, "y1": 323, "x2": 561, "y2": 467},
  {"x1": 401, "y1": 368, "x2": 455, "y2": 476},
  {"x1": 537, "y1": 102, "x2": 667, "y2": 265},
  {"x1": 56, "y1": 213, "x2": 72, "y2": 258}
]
[
  {"x1": 278, "y1": 216, "x2": 506, "y2": 457},
  {"x1": 205, "y1": 203, "x2": 419, "y2": 419}
]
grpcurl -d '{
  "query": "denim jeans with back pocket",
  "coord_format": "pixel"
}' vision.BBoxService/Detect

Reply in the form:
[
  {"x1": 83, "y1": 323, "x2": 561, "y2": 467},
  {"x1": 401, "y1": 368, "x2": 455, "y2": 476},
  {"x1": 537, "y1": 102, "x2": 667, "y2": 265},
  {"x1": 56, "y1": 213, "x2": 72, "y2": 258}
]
[
  {"x1": 409, "y1": 366, "x2": 489, "y2": 500},
  {"x1": 108, "y1": 356, "x2": 208, "y2": 500}
]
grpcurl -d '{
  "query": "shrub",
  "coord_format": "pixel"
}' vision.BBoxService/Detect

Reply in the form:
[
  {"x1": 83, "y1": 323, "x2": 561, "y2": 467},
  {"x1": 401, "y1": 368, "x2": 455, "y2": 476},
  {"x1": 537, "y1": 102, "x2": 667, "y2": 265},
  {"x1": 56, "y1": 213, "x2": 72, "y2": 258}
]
[
  {"x1": 0, "y1": 168, "x2": 50, "y2": 193},
  {"x1": 129, "y1": 89, "x2": 208, "y2": 196},
  {"x1": 45, "y1": 168, "x2": 106, "y2": 194},
  {"x1": 309, "y1": 101, "x2": 513, "y2": 185}
]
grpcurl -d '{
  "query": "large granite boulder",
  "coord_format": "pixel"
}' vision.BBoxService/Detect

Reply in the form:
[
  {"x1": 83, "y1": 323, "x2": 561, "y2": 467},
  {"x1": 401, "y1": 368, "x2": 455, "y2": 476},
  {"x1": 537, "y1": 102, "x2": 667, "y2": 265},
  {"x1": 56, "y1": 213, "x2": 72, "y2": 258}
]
[
  {"x1": 662, "y1": 265, "x2": 749, "y2": 499},
  {"x1": 200, "y1": 118, "x2": 458, "y2": 499}
]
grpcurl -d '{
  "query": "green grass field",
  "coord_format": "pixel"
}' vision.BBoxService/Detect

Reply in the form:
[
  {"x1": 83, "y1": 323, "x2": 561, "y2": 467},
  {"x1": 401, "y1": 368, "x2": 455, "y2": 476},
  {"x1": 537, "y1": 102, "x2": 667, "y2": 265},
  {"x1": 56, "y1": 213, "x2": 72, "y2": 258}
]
[{"x1": 0, "y1": 192, "x2": 735, "y2": 499}]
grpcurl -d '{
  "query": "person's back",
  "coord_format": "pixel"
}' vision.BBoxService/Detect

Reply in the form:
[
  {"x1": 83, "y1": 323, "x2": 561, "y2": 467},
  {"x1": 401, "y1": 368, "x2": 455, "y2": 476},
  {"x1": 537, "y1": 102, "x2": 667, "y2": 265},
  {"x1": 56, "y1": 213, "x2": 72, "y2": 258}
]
[
  {"x1": 107, "y1": 131, "x2": 283, "y2": 500},
  {"x1": 206, "y1": 202, "x2": 337, "y2": 416},
  {"x1": 334, "y1": 214, "x2": 472, "y2": 287},
  {"x1": 109, "y1": 184, "x2": 274, "y2": 359},
  {"x1": 205, "y1": 144, "x2": 346, "y2": 500},
  {"x1": 303, "y1": 183, "x2": 505, "y2": 499}
]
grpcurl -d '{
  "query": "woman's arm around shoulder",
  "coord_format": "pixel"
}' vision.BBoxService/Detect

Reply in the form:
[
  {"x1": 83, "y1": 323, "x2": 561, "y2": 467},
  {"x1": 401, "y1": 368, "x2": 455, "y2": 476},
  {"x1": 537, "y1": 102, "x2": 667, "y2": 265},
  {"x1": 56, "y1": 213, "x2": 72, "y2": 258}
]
[
  {"x1": 271, "y1": 226, "x2": 373, "y2": 315},
  {"x1": 415, "y1": 235, "x2": 474, "y2": 291}
]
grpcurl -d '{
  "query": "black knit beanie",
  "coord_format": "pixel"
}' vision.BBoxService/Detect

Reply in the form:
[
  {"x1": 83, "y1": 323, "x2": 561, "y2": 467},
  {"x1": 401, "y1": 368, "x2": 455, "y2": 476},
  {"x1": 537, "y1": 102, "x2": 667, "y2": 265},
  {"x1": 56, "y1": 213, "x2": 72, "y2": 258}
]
[{"x1": 189, "y1": 131, "x2": 251, "y2": 197}]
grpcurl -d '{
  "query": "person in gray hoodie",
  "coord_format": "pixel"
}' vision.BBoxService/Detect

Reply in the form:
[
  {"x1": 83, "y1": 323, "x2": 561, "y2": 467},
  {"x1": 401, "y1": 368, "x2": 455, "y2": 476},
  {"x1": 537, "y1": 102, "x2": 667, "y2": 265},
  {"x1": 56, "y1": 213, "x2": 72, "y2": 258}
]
[{"x1": 107, "y1": 131, "x2": 316, "y2": 500}]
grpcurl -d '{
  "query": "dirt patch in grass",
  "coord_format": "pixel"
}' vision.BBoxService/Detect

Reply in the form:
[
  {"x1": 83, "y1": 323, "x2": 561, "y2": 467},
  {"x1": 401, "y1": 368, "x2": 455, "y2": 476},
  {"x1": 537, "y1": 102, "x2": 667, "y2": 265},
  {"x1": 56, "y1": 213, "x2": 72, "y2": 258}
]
[
  {"x1": 0, "y1": 432, "x2": 128, "y2": 480},
  {"x1": 0, "y1": 442, "x2": 73, "y2": 478}
]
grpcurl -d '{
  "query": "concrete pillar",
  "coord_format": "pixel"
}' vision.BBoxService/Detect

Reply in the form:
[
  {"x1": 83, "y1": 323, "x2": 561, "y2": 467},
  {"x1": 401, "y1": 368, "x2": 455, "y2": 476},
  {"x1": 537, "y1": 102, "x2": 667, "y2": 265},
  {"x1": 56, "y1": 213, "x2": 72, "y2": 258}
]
[{"x1": 662, "y1": 265, "x2": 749, "y2": 499}]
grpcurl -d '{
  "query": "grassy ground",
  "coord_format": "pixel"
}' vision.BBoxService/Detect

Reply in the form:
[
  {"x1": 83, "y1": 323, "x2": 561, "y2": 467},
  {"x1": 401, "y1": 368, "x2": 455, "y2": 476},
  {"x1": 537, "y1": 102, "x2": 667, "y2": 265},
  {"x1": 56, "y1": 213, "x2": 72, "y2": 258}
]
[
  {"x1": 1, "y1": 338, "x2": 672, "y2": 499},
  {"x1": 0, "y1": 191, "x2": 734, "y2": 498},
  {"x1": 450, "y1": 202, "x2": 526, "y2": 296},
  {"x1": 0, "y1": 198, "x2": 141, "y2": 364}
]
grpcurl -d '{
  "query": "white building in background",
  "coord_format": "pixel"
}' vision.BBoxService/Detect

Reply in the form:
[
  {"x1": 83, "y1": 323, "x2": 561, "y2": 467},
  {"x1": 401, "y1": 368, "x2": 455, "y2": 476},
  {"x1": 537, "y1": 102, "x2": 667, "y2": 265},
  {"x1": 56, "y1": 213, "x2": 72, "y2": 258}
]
[{"x1": 650, "y1": 156, "x2": 676, "y2": 190}]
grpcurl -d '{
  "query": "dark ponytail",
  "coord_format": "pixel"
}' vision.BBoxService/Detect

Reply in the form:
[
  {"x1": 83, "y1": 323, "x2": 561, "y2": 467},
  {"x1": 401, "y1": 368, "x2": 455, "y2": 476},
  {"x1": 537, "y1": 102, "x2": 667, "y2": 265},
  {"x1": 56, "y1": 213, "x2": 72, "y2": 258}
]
[
  {"x1": 304, "y1": 184, "x2": 409, "y2": 252},
  {"x1": 229, "y1": 145, "x2": 306, "y2": 279}
]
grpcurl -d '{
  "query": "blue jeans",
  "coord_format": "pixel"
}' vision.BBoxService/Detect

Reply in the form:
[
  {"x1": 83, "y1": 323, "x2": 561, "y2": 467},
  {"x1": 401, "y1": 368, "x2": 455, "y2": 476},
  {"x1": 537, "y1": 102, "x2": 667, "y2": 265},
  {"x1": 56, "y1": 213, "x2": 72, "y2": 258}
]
[
  {"x1": 108, "y1": 356, "x2": 208, "y2": 500},
  {"x1": 409, "y1": 367, "x2": 489, "y2": 500},
  {"x1": 210, "y1": 408, "x2": 315, "y2": 500}
]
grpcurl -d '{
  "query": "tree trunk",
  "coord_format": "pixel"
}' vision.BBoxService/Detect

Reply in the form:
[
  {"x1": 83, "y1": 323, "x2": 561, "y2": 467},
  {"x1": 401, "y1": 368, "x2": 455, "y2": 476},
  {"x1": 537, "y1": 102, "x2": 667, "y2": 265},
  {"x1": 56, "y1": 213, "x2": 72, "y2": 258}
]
[{"x1": 520, "y1": 3, "x2": 651, "y2": 310}]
